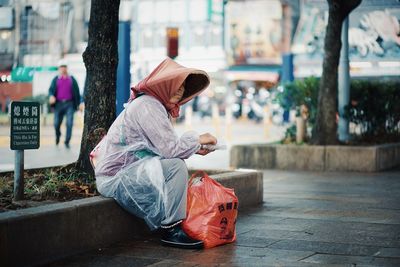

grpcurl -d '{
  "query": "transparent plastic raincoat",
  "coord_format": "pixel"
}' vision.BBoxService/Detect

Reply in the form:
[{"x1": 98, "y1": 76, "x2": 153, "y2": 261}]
[{"x1": 93, "y1": 58, "x2": 210, "y2": 230}]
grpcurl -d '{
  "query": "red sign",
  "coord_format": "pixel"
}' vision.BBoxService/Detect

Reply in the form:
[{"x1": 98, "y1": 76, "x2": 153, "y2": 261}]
[{"x1": 166, "y1": 27, "x2": 179, "y2": 59}]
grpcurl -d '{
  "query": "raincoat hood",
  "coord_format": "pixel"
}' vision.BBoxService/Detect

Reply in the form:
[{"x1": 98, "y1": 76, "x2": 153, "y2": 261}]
[{"x1": 130, "y1": 58, "x2": 210, "y2": 117}]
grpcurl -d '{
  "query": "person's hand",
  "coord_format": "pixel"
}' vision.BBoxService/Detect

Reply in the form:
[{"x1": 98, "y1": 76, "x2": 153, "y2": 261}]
[
  {"x1": 196, "y1": 148, "x2": 211, "y2": 156},
  {"x1": 49, "y1": 95, "x2": 56, "y2": 105},
  {"x1": 79, "y1": 103, "x2": 85, "y2": 112},
  {"x1": 196, "y1": 133, "x2": 217, "y2": 156},
  {"x1": 199, "y1": 133, "x2": 217, "y2": 145}
]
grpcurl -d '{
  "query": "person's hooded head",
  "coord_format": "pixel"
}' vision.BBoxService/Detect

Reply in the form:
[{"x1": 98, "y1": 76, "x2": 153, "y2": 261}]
[{"x1": 130, "y1": 58, "x2": 210, "y2": 118}]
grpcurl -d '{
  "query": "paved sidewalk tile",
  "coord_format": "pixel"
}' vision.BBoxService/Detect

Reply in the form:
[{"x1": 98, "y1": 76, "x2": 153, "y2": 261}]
[{"x1": 43, "y1": 169, "x2": 400, "y2": 267}]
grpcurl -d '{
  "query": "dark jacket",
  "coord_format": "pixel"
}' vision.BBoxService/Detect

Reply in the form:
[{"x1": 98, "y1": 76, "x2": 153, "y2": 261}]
[{"x1": 48, "y1": 75, "x2": 81, "y2": 110}]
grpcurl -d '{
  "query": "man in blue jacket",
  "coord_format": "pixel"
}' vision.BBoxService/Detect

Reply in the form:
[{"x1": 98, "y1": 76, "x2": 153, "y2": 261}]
[{"x1": 48, "y1": 61, "x2": 80, "y2": 148}]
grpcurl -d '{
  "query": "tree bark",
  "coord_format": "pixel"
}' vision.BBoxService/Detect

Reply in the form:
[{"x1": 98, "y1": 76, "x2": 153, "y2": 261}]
[
  {"x1": 76, "y1": 0, "x2": 120, "y2": 173},
  {"x1": 311, "y1": 0, "x2": 361, "y2": 145}
]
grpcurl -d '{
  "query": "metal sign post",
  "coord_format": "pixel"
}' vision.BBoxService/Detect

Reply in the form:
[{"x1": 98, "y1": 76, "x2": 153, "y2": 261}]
[
  {"x1": 10, "y1": 101, "x2": 40, "y2": 201},
  {"x1": 14, "y1": 150, "x2": 24, "y2": 200},
  {"x1": 338, "y1": 17, "x2": 350, "y2": 142},
  {"x1": 116, "y1": 21, "x2": 131, "y2": 116}
]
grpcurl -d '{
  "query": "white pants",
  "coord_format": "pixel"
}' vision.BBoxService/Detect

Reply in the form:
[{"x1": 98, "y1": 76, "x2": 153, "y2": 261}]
[{"x1": 160, "y1": 158, "x2": 188, "y2": 225}]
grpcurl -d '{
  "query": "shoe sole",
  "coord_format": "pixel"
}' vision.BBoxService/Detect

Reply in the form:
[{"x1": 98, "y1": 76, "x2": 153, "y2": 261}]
[{"x1": 160, "y1": 239, "x2": 204, "y2": 249}]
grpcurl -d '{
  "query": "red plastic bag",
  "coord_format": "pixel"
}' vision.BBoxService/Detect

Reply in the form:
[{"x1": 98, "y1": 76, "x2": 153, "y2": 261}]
[{"x1": 182, "y1": 171, "x2": 239, "y2": 248}]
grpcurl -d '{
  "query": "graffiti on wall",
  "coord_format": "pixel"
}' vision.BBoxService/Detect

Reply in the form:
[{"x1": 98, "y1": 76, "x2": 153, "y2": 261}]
[
  {"x1": 349, "y1": 10, "x2": 400, "y2": 57},
  {"x1": 292, "y1": 3, "x2": 400, "y2": 77}
]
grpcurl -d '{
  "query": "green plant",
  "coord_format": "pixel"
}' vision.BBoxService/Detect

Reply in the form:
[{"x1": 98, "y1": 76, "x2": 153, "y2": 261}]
[
  {"x1": 276, "y1": 77, "x2": 319, "y2": 126},
  {"x1": 281, "y1": 124, "x2": 296, "y2": 144},
  {"x1": 345, "y1": 80, "x2": 400, "y2": 141},
  {"x1": 276, "y1": 78, "x2": 400, "y2": 144},
  {"x1": 275, "y1": 77, "x2": 319, "y2": 143},
  {"x1": 1, "y1": 167, "x2": 96, "y2": 202}
]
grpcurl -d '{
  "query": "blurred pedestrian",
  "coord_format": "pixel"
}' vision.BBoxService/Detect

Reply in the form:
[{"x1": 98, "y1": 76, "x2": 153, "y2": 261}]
[{"x1": 48, "y1": 60, "x2": 80, "y2": 148}]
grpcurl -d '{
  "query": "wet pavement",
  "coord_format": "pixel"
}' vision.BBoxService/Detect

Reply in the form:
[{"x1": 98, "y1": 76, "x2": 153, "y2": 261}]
[{"x1": 43, "y1": 169, "x2": 400, "y2": 267}]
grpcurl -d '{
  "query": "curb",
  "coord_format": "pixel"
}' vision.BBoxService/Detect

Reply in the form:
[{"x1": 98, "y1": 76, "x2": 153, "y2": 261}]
[
  {"x1": 230, "y1": 143, "x2": 400, "y2": 172},
  {"x1": 0, "y1": 169, "x2": 263, "y2": 267}
]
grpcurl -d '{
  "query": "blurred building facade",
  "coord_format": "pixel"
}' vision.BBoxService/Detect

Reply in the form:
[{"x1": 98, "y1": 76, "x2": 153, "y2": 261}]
[
  {"x1": 2, "y1": 0, "x2": 398, "y2": 117},
  {"x1": 0, "y1": 0, "x2": 295, "y2": 119},
  {"x1": 0, "y1": 0, "x2": 89, "y2": 111},
  {"x1": 127, "y1": 0, "x2": 227, "y2": 85},
  {"x1": 292, "y1": 0, "x2": 400, "y2": 79},
  {"x1": 0, "y1": 0, "x2": 89, "y2": 70},
  {"x1": 0, "y1": 0, "x2": 14, "y2": 71}
]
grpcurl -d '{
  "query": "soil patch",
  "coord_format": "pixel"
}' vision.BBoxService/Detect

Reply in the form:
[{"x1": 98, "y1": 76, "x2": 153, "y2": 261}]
[{"x1": 0, "y1": 165, "x2": 98, "y2": 212}]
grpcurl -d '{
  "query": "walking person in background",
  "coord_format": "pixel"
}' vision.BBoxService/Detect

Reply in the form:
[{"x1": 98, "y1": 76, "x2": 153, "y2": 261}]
[{"x1": 48, "y1": 61, "x2": 81, "y2": 148}]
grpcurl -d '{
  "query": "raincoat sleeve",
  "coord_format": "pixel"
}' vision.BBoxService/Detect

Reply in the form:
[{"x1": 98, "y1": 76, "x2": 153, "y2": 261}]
[{"x1": 134, "y1": 100, "x2": 201, "y2": 159}]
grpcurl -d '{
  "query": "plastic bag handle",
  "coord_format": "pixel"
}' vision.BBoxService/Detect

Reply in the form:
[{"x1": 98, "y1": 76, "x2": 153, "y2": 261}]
[
  {"x1": 189, "y1": 171, "x2": 227, "y2": 191},
  {"x1": 188, "y1": 170, "x2": 208, "y2": 186}
]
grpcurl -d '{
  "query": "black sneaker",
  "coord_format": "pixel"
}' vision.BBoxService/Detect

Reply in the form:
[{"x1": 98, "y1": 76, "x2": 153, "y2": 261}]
[
  {"x1": 65, "y1": 142, "x2": 70, "y2": 149},
  {"x1": 56, "y1": 136, "x2": 60, "y2": 145},
  {"x1": 161, "y1": 223, "x2": 203, "y2": 249}
]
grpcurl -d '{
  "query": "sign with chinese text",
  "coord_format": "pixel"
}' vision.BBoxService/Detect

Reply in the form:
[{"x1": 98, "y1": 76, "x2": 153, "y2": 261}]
[{"x1": 10, "y1": 101, "x2": 40, "y2": 150}]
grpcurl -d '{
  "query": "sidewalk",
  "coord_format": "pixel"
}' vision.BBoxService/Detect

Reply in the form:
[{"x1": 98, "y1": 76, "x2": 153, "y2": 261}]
[
  {"x1": 0, "y1": 117, "x2": 286, "y2": 172},
  {"x1": 43, "y1": 169, "x2": 400, "y2": 267}
]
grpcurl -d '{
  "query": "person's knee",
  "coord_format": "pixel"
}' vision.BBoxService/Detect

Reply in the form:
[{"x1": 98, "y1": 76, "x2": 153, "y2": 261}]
[
  {"x1": 167, "y1": 158, "x2": 188, "y2": 180},
  {"x1": 170, "y1": 158, "x2": 187, "y2": 173},
  {"x1": 54, "y1": 118, "x2": 60, "y2": 127},
  {"x1": 162, "y1": 158, "x2": 188, "y2": 184},
  {"x1": 171, "y1": 159, "x2": 188, "y2": 194},
  {"x1": 66, "y1": 113, "x2": 74, "y2": 126}
]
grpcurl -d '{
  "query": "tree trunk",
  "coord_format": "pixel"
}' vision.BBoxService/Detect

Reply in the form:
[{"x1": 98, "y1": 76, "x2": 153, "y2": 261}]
[
  {"x1": 76, "y1": 0, "x2": 120, "y2": 173},
  {"x1": 311, "y1": 0, "x2": 361, "y2": 145}
]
